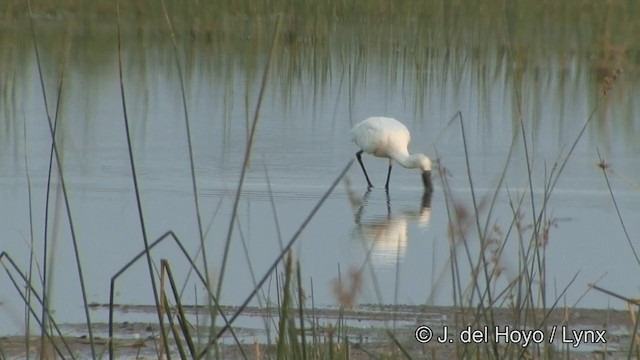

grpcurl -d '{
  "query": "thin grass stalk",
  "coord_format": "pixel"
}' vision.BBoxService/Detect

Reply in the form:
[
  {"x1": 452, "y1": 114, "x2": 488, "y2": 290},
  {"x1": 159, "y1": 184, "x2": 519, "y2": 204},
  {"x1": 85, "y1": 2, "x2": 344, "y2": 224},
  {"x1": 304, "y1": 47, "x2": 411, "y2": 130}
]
[
  {"x1": 275, "y1": 264, "x2": 282, "y2": 326},
  {"x1": 501, "y1": 0, "x2": 548, "y2": 325},
  {"x1": 328, "y1": 323, "x2": 334, "y2": 360},
  {"x1": 534, "y1": 100, "x2": 605, "y2": 247},
  {"x1": 538, "y1": 272, "x2": 579, "y2": 326},
  {"x1": 441, "y1": 159, "x2": 478, "y2": 304},
  {"x1": 337, "y1": 311, "x2": 344, "y2": 357},
  {"x1": 522, "y1": 201, "x2": 544, "y2": 327},
  {"x1": 161, "y1": 259, "x2": 197, "y2": 358},
  {"x1": 3, "y1": 271, "x2": 66, "y2": 359},
  {"x1": 516, "y1": 88, "x2": 609, "y2": 337},
  {"x1": 194, "y1": 285, "x2": 201, "y2": 351},
  {"x1": 194, "y1": 160, "x2": 353, "y2": 358},
  {"x1": 263, "y1": 160, "x2": 285, "y2": 251},
  {"x1": 27, "y1": 3, "x2": 96, "y2": 358},
  {"x1": 500, "y1": 0, "x2": 617, "y2": 345},
  {"x1": 168, "y1": 301, "x2": 188, "y2": 360},
  {"x1": 482, "y1": 220, "x2": 517, "y2": 309},
  {"x1": 236, "y1": 215, "x2": 270, "y2": 312},
  {"x1": 178, "y1": 197, "x2": 224, "y2": 297},
  {"x1": 311, "y1": 278, "x2": 317, "y2": 350},
  {"x1": 29, "y1": 7, "x2": 64, "y2": 354},
  {"x1": 214, "y1": 17, "x2": 283, "y2": 346},
  {"x1": 590, "y1": 285, "x2": 640, "y2": 306},
  {"x1": 276, "y1": 252, "x2": 293, "y2": 358},
  {"x1": 596, "y1": 149, "x2": 640, "y2": 266},
  {"x1": 631, "y1": 306, "x2": 640, "y2": 357},
  {"x1": 438, "y1": 161, "x2": 475, "y2": 300},
  {"x1": 567, "y1": 274, "x2": 604, "y2": 310},
  {"x1": 264, "y1": 276, "x2": 277, "y2": 347},
  {"x1": 218, "y1": 221, "x2": 255, "y2": 360},
  {"x1": 286, "y1": 287, "x2": 301, "y2": 358},
  {"x1": 476, "y1": 110, "x2": 519, "y2": 256},
  {"x1": 158, "y1": 0, "x2": 214, "y2": 323},
  {"x1": 24, "y1": 8, "x2": 56, "y2": 346},
  {"x1": 589, "y1": 285, "x2": 640, "y2": 355},
  {"x1": 501, "y1": 0, "x2": 538, "y2": 231},
  {"x1": 160, "y1": 278, "x2": 187, "y2": 360},
  {"x1": 506, "y1": 188, "x2": 537, "y2": 318},
  {"x1": 261, "y1": 161, "x2": 286, "y2": 346},
  {"x1": 108, "y1": 231, "x2": 244, "y2": 358},
  {"x1": 434, "y1": 158, "x2": 478, "y2": 358},
  {"x1": 22, "y1": 111, "x2": 36, "y2": 360},
  {"x1": 344, "y1": 334, "x2": 350, "y2": 360},
  {"x1": 162, "y1": 291, "x2": 188, "y2": 359},
  {"x1": 433, "y1": 159, "x2": 464, "y2": 307},
  {"x1": 296, "y1": 260, "x2": 307, "y2": 360},
  {"x1": 38, "y1": 84, "x2": 56, "y2": 358},
  {"x1": 114, "y1": 2, "x2": 170, "y2": 359},
  {"x1": 458, "y1": 89, "x2": 499, "y2": 360},
  {"x1": 231, "y1": 218, "x2": 268, "y2": 359},
  {"x1": 159, "y1": 258, "x2": 168, "y2": 359},
  {"x1": 515, "y1": 271, "x2": 581, "y2": 359},
  {"x1": 386, "y1": 330, "x2": 412, "y2": 359},
  {"x1": 0, "y1": 252, "x2": 73, "y2": 358},
  {"x1": 529, "y1": 210, "x2": 547, "y2": 322}
]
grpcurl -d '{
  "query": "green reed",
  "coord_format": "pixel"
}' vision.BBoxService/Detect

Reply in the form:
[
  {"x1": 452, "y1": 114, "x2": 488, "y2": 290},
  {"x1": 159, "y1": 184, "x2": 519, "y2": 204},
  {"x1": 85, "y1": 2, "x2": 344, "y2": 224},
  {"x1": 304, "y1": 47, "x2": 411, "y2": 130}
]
[
  {"x1": 2, "y1": 1, "x2": 637, "y2": 142},
  {"x1": 1, "y1": 0, "x2": 639, "y2": 359}
]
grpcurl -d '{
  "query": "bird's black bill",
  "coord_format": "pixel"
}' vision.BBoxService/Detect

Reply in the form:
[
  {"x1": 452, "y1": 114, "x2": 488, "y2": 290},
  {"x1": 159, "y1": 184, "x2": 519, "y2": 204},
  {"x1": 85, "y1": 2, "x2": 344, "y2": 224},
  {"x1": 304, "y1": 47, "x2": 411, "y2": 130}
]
[
  {"x1": 421, "y1": 189, "x2": 432, "y2": 208},
  {"x1": 422, "y1": 170, "x2": 433, "y2": 194}
]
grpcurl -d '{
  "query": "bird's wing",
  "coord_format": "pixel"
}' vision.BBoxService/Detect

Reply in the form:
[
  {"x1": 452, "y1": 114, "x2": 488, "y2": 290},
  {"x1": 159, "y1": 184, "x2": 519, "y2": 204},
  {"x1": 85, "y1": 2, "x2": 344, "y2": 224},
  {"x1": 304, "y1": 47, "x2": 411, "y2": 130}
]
[{"x1": 352, "y1": 121, "x2": 383, "y2": 154}]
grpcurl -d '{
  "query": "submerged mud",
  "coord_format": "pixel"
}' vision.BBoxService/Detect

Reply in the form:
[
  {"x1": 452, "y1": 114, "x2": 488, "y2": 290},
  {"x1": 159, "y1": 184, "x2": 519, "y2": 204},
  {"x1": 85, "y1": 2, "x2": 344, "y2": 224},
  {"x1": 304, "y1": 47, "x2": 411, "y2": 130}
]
[{"x1": 1, "y1": 305, "x2": 635, "y2": 359}]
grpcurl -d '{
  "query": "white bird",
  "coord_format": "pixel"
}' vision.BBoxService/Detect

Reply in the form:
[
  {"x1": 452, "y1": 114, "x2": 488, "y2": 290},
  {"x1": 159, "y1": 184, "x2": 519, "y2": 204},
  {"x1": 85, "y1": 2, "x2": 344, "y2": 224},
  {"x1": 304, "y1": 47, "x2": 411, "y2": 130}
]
[{"x1": 350, "y1": 116, "x2": 432, "y2": 192}]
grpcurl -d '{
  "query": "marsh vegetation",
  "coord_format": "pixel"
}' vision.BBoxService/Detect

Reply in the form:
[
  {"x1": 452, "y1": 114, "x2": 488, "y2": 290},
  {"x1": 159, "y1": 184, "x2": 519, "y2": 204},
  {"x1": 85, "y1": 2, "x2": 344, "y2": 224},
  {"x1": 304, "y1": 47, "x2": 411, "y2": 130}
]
[{"x1": 1, "y1": 0, "x2": 640, "y2": 358}]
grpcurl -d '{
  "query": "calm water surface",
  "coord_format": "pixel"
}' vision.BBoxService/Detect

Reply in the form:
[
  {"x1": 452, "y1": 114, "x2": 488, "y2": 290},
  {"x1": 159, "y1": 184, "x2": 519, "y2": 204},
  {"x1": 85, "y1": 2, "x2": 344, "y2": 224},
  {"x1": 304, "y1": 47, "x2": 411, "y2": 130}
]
[{"x1": 1, "y1": 21, "x2": 639, "y2": 335}]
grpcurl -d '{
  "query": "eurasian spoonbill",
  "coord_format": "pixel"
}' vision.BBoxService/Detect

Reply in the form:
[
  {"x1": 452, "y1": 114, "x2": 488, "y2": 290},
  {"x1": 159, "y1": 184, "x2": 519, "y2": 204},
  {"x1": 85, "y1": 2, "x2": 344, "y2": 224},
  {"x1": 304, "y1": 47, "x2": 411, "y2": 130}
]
[{"x1": 350, "y1": 117, "x2": 432, "y2": 192}]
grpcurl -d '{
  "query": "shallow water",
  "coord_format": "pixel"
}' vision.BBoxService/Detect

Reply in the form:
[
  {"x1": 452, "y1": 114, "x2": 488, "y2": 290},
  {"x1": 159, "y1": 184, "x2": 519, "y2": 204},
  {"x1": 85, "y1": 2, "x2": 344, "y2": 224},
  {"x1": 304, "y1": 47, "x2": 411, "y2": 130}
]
[{"x1": 1, "y1": 14, "x2": 640, "y2": 337}]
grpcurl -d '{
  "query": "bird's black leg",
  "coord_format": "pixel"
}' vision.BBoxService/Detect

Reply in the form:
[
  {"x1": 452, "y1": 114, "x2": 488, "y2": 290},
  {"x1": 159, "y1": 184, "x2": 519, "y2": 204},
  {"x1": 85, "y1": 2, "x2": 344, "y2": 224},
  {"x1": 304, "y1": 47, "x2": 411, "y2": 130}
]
[
  {"x1": 384, "y1": 162, "x2": 392, "y2": 191},
  {"x1": 385, "y1": 188, "x2": 391, "y2": 218},
  {"x1": 356, "y1": 150, "x2": 374, "y2": 188}
]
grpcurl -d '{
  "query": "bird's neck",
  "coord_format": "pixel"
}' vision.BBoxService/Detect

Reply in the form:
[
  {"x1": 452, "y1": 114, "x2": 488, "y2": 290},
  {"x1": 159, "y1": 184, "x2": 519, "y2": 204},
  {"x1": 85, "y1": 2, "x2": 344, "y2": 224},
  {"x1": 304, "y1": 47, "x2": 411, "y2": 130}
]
[{"x1": 391, "y1": 153, "x2": 420, "y2": 169}]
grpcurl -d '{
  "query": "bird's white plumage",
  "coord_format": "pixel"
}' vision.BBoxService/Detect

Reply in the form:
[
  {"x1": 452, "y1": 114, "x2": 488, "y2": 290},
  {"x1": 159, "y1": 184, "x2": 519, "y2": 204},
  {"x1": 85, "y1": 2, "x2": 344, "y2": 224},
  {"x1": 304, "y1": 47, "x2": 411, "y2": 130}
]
[
  {"x1": 350, "y1": 117, "x2": 411, "y2": 159},
  {"x1": 350, "y1": 116, "x2": 432, "y2": 190}
]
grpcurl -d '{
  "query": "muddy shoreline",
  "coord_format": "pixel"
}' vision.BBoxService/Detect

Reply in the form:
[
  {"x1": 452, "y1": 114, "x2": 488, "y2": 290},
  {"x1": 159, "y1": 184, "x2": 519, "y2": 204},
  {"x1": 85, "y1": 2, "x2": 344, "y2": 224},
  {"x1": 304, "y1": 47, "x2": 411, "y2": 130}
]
[{"x1": 1, "y1": 305, "x2": 635, "y2": 359}]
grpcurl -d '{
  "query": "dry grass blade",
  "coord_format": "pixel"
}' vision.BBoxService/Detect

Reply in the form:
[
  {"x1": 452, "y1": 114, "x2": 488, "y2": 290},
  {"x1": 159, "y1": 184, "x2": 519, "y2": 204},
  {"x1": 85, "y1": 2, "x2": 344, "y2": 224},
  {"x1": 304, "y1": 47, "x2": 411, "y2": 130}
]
[
  {"x1": 216, "y1": 16, "x2": 282, "y2": 284},
  {"x1": 158, "y1": 0, "x2": 213, "y2": 317},
  {"x1": 590, "y1": 285, "x2": 640, "y2": 355},
  {"x1": 27, "y1": 1, "x2": 96, "y2": 357},
  {"x1": 107, "y1": 231, "x2": 244, "y2": 358},
  {"x1": 0, "y1": 253, "x2": 73, "y2": 358},
  {"x1": 211, "y1": 14, "x2": 283, "y2": 354},
  {"x1": 296, "y1": 260, "x2": 307, "y2": 359},
  {"x1": 114, "y1": 1, "x2": 168, "y2": 358},
  {"x1": 194, "y1": 159, "x2": 353, "y2": 358},
  {"x1": 22, "y1": 109, "x2": 37, "y2": 359},
  {"x1": 589, "y1": 284, "x2": 640, "y2": 306},
  {"x1": 386, "y1": 330, "x2": 413, "y2": 359},
  {"x1": 596, "y1": 148, "x2": 640, "y2": 266},
  {"x1": 161, "y1": 259, "x2": 197, "y2": 358},
  {"x1": 276, "y1": 252, "x2": 294, "y2": 358}
]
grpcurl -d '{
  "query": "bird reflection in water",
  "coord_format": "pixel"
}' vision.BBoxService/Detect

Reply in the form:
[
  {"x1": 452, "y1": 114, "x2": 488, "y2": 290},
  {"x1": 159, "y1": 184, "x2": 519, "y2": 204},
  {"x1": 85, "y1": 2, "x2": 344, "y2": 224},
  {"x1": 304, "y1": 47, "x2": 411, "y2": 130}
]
[{"x1": 353, "y1": 190, "x2": 433, "y2": 268}]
